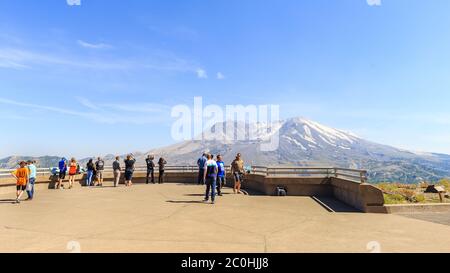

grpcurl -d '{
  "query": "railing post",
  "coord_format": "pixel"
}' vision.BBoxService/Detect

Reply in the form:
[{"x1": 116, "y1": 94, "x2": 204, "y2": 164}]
[
  {"x1": 333, "y1": 168, "x2": 338, "y2": 178},
  {"x1": 360, "y1": 171, "x2": 368, "y2": 184}
]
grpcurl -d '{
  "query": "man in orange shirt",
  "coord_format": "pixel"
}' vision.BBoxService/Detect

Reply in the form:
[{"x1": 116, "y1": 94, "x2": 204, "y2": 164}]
[{"x1": 11, "y1": 161, "x2": 29, "y2": 204}]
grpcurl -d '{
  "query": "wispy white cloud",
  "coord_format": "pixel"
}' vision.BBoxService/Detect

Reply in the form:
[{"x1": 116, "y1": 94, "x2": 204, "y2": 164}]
[
  {"x1": 0, "y1": 97, "x2": 171, "y2": 125},
  {"x1": 196, "y1": 69, "x2": 208, "y2": 79},
  {"x1": 75, "y1": 97, "x2": 101, "y2": 110},
  {"x1": 0, "y1": 46, "x2": 204, "y2": 78},
  {"x1": 366, "y1": 0, "x2": 381, "y2": 6},
  {"x1": 0, "y1": 47, "x2": 128, "y2": 70},
  {"x1": 77, "y1": 40, "x2": 112, "y2": 49},
  {"x1": 216, "y1": 72, "x2": 225, "y2": 80}
]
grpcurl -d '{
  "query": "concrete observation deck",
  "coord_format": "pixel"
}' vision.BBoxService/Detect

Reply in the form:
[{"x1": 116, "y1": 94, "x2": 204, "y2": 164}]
[{"x1": 0, "y1": 166, "x2": 450, "y2": 253}]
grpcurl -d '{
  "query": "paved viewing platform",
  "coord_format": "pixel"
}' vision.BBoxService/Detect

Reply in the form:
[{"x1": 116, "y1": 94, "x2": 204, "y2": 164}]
[{"x1": 1, "y1": 182, "x2": 450, "y2": 253}]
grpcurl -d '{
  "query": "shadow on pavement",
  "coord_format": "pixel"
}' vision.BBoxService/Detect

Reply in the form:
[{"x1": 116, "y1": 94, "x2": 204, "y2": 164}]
[
  {"x1": 0, "y1": 199, "x2": 17, "y2": 204},
  {"x1": 166, "y1": 200, "x2": 205, "y2": 204}
]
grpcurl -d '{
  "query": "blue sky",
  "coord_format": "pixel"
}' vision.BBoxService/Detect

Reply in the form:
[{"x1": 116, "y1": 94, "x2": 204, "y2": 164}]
[{"x1": 1, "y1": 0, "x2": 450, "y2": 158}]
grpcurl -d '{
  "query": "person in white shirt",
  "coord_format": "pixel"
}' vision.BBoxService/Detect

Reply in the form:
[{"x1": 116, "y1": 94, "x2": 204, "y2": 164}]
[{"x1": 203, "y1": 154, "x2": 218, "y2": 204}]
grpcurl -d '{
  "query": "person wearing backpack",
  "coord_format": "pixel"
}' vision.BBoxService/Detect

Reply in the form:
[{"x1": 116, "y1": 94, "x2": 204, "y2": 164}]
[
  {"x1": 95, "y1": 157, "x2": 105, "y2": 187},
  {"x1": 203, "y1": 154, "x2": 218, "y2": 204},
  {"x1": 68, "y1": 158, "x2": 78, "y2": 189},
  {"x1": 146, "y1": 155, "x2": 155, "y2": 184}
]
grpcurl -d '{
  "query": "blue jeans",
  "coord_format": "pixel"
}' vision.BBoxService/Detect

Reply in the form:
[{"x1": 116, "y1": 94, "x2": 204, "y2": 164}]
[
  {"x1": 86, "y1": 170, "x2": 94, "y2": 186},
  {"x1": 27, "y1": 177, "x2": 35, "y2": 199},
  {"x1": 205, "y1": 177, "x2": 217, "y2": 201},
  {"x1": 198, "y1": 169, "x2": 205, "y2": 185}
]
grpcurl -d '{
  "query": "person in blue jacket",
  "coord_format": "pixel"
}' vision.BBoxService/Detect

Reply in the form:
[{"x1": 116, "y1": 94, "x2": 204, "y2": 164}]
[{"x1": 197, "y1": 153, "x2": 207, "y2": 185}]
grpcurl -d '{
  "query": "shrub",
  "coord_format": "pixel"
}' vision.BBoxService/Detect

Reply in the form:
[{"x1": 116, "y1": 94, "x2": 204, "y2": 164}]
[
  {"x1": 438, "y1": 179, "x2": 450, "y2": 191},
  {"x1": 414, "y1": 194, "x2": 426, "y2": 203},
  {"x1": 384, "y1": 193, "x2": 406, "y2": 204},
  {"x1": 399, "y1": 189, "x2": 415, "y2": 199}
]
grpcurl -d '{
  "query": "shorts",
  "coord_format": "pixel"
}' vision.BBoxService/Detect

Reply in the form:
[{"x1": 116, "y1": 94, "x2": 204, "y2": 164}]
[
  {"x1": 17, "y1": 185, "x2": 26, "y2": 191},
  {"x1": 96, "y1": 170, "x2": 104, "y2": 180},
  {"x1": 125, "y1": 170, "x2": 134, "y2": 181},
  {"x1": 233, "y1": 172, "x2": 244, "y2": 182},
  {"x1": 59, "y1": 171, "x2": 66, "y2": 179}
]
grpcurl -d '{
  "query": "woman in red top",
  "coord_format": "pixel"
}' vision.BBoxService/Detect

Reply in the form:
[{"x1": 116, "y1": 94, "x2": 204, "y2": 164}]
[{"x1": 68, "y1": 158, "x2": 78, "y2": 189}]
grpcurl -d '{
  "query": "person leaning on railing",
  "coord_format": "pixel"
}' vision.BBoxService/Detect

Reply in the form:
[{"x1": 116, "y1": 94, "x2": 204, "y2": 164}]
[{"x1": 230, "y1": 153, "x2": 245, "y2": 194}]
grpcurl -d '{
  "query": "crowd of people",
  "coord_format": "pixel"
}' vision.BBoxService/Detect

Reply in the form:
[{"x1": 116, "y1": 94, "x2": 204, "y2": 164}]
[
  {"x1": 53, "y1": 155, "x2": 168, "y2": 189},
  {"x1": 9, "y1": 152, "x2": 246, "y2": 205}
]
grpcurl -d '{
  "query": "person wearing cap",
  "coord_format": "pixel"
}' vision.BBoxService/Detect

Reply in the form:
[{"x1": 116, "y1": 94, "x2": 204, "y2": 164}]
[{"x1": 95, "y1": 157, "x2": 105, "y2": 187}]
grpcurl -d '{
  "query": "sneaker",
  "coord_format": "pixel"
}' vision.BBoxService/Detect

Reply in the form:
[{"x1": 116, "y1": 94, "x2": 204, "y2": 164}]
[
  {"x1": 15, "y1": 199, "x2": 20, "y2": 204},
  {"x1": 203, "y1": 199, "x2": 209, "y2": 202},
  {"x1": 211, "y1": 200, "x2": 215, "y2": 204}
]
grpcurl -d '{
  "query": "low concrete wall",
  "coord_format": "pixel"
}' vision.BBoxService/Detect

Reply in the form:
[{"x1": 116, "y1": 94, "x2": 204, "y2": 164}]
[
  {"x1": 330, "y1": 178, "x2": 384, "y2": 212},
  {"x1": 240, "y1": 175, "x2": 385, "y2": 212},
  {"x1": 0, "y1": 171, "x2": 385, "y2": 213},
  {"x1": 383, "y1": 203, "x2": 450, "y2": 214},
  {"x1": 243, "y1": 174, "x2": 333, "y2": 196}
]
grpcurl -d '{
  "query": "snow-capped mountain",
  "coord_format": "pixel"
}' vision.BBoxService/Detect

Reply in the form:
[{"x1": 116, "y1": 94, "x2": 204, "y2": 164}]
[
  {"x1": 144, "y1": 117, "x2": 450, "y2": 183},
  {"x1": 2, "y1": 117, "x2": 449, "y2": 183}
]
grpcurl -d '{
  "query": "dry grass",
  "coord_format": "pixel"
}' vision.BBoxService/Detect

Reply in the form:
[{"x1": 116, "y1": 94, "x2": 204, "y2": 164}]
[{"x1": 376, "y1": 179, "x2": 450, "y2": 204}]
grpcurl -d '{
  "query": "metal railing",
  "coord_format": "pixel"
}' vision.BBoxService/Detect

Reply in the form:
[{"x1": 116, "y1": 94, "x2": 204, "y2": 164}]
[
  {"x1": 0, "y1": 165, "x2": 368, "y2": 183},
  {"x1": 250, "y1": 166, "x2": 367, "y2": 183}
]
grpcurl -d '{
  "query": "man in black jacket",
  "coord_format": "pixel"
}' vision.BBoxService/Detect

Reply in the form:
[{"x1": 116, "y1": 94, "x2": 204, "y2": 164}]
[{"x1": 146, "y1": 155, "x2": 155, "y2": 184}]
